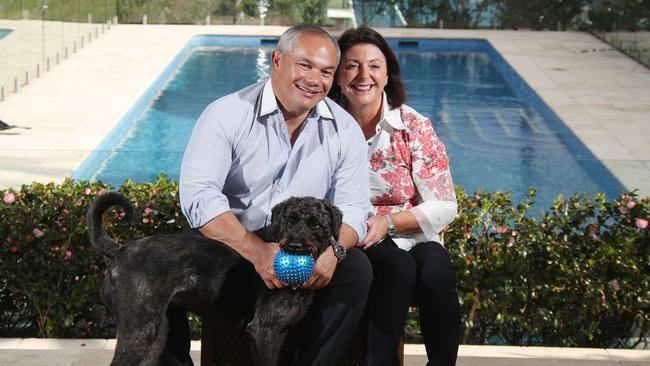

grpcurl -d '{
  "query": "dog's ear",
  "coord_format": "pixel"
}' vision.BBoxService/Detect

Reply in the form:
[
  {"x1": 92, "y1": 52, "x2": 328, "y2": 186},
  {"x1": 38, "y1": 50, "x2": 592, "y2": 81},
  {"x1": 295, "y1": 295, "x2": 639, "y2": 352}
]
[
  {"x1": 324, "y1": 201, "x2": 343, "y2": 241},
  {"x1": 269, "y1": 199, "x2": 289, "y2": 240}
]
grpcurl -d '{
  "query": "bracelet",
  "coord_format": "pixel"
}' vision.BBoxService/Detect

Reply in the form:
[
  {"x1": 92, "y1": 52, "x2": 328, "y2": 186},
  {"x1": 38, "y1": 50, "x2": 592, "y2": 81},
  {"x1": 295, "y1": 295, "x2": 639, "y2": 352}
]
[{"x1": 384, "y1": 214, "x2": 396, "y2": 236}]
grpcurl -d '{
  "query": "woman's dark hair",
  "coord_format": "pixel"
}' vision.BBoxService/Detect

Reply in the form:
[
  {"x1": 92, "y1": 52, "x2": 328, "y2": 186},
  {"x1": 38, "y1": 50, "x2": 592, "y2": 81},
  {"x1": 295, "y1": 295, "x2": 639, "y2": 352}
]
[{"x1": 329, "y1": 26, "x2": 406, "y2": 109}]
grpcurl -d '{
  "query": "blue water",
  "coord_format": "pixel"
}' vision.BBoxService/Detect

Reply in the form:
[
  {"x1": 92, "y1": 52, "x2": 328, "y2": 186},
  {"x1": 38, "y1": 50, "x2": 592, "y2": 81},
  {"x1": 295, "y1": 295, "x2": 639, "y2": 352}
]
[
  {"x1": 76, "y1": 36, "x2": 624, "y2": 210},
  {"x1": 0, "y1": 29, "x2": 12, "y2": 39}
]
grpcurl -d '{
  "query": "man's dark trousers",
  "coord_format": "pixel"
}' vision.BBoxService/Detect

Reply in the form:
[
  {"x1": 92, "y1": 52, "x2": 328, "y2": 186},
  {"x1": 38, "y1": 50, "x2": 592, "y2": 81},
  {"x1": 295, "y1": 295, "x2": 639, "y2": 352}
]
[{"x1": 163, "y1": 231, "x2": 372, "y2": 366}]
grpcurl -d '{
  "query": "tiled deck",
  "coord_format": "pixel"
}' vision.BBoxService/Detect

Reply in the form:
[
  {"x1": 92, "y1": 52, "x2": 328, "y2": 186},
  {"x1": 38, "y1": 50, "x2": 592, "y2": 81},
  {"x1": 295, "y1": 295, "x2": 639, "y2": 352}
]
[
  {"x1": 0, "y1": 339, "x2": 648, "y2": 366},
  {"x1": 0, "y1": 25, "x2": 649, "y2": 195}
]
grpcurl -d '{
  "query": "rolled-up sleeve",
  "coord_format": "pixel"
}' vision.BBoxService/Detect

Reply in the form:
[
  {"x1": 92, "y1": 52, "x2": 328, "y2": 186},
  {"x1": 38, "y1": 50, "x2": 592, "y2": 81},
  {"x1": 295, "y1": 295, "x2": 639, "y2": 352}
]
[
  {"x1": 179, "y1": 102, "x2": 233, "y2": 228},
  {"x1": 327, "y1": 120, "x2": 370, "y2": 240}
]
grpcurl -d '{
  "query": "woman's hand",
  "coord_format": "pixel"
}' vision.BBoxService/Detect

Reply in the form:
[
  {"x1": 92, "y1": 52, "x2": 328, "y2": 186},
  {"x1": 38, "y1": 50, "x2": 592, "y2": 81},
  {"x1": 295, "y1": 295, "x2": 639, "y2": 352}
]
[{"x1": 358, "y1": 215, "x2": 389, "y2": 250}]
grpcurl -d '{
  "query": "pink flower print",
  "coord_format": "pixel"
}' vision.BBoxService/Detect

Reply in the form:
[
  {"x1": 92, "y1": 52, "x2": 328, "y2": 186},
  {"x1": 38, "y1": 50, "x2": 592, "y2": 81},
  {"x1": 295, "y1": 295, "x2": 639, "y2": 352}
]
[
  {"x1": 369, "y1": 150, "x2": 386, "y2": 172},
  {"x1": 626, "y1": 200, "x2": 636, "y2": 209},
  {"x1": 32, "y1": 228, "x2": 45, "y2": 238},
  {"x1": 144, "y1": 207, "x2": 153, "y2": 215},
  {"x1": 64, "y1": 250, "x2": 73, "y2": 261},
  {"x1": 82, "y1": 187, "x2": 91, "y2": 196},
  {"x1": 151, "y1": 188, "x2": 160, "y2": 196},
  {"x1": 3, "y1": 192, "x2": 15, "y2": 204},
  {"x1": 636, "y1": 218, "x2": 648, "y2": 229},
  {"x1": 142, "y1": 218, "x2": 151, "y2": 224}
]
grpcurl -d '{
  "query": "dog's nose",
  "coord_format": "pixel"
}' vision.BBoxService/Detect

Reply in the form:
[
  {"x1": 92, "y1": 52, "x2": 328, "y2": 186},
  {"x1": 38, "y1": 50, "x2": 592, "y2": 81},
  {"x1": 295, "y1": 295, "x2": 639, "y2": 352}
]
[{"x1": 288, "y1": 242, "x2": 304, "y2": 252}]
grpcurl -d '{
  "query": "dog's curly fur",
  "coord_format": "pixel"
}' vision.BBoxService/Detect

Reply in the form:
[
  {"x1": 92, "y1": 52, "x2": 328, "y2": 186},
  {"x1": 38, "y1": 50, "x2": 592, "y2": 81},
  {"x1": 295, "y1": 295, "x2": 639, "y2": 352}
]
[{"x1": 87, "y1": 193, "x2": 342, "y2": 366}]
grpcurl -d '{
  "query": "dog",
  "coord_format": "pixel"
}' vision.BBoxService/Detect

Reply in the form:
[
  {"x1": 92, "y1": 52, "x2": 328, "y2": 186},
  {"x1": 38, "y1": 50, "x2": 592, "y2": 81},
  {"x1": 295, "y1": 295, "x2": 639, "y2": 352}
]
[{"x1": 87, "y1": 192, "x2": 342, "y2": 366}]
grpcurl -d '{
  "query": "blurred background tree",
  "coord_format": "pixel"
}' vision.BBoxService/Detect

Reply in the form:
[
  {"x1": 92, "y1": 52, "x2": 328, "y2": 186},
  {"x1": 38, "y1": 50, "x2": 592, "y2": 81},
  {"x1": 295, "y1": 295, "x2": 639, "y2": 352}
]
[
  {"x1": 486, "y1": 0, "x2": 587, "y2": 30},
  {"x1": 296, "y1": 0, "x2": 329, "y2": 24}
]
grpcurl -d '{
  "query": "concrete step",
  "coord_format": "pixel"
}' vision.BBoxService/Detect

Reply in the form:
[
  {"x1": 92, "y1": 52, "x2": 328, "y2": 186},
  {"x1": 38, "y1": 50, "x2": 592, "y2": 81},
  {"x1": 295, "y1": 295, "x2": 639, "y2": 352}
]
[{"x1": 0, "y1": 339, "x2": 649, "y2": 366}]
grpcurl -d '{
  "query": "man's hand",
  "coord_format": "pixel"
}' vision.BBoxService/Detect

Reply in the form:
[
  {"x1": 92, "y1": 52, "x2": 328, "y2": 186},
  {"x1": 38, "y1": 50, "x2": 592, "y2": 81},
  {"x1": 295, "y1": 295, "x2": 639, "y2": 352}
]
[
  {"x1": 250, "y1": 242, "x2": 285, "y2": 289},
  {"x1": 300, "y1": 246, "x2": 338, "y2": 289},
  {"x1": 358, "y1": 215, "x2": 388, "y2": 250}
]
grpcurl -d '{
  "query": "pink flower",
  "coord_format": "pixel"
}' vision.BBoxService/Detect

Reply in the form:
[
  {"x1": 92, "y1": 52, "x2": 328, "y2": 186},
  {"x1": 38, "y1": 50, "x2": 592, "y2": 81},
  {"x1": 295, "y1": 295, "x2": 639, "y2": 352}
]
[
  {"x1": 495, "y1": 225, "x2": 510, "y2": 234},
  {"x1": 98, "y1": 189, "x2": 108, "y2": 196},
  {"x1": 142, "y1": 218, "x2": 151, "y2": 224},
  {"x1": 636, "y1": 218, "x2": 648, "y2": 229},
  {"x1": 32, "y1": 228, "x2": 45, "y2": 238},
  {"x1": 3, "y1": 192, "x2": 16, "y2": 204},
  {"x1": 618, "y1": 206, "x2": 628, "y2": 215},
  {"x1": 626, "y1": 200, "x2": 636, "y2": 209},
  {"x1": 82, "y1": 188, "x2": 91, "y2": 196},
  {"x1": 151, "y1": 188, "x2": 159, "y2": 196},
  {"x1": 64, "y1": 250, "x2": 73, "y2": 261},
  {"x1": 144, "y1": 207, "x2": 153, "y2": 215}
]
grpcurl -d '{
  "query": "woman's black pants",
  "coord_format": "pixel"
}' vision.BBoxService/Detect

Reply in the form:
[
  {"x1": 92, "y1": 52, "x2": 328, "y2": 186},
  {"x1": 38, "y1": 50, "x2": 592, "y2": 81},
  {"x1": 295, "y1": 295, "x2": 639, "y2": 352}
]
[{"x1": 363, "y1": 239, "x2": 461, "y2": 366}]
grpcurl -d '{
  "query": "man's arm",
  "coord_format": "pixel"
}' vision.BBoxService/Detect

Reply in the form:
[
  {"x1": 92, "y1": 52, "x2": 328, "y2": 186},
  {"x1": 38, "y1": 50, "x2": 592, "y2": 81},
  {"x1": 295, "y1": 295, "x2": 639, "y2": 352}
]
[
  {"x1": 301, "y1": 107, "x2": 370, "y2": 289},
  {"x1": 180, "y1": 99, "x2": 284, "y2": 289},
  {"x1": 199, "y1": 212, "x2": 285, "y2": 289}
]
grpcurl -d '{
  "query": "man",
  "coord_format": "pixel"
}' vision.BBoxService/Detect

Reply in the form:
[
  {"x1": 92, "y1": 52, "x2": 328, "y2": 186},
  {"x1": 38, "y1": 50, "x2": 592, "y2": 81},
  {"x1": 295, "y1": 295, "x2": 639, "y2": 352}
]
[{"x1": 172, "y1": 24, "x2": 372, "y2": 365}]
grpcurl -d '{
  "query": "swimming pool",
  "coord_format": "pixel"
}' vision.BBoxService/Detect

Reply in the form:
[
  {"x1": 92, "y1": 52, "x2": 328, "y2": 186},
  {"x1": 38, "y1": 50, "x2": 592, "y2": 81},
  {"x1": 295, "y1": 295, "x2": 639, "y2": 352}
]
[
  {"x1": 73, "y1": 35, "x2": 624, "y2": 209},
  {"x1": 0, "y1": 29, "x2": 12, "y2": 39}
]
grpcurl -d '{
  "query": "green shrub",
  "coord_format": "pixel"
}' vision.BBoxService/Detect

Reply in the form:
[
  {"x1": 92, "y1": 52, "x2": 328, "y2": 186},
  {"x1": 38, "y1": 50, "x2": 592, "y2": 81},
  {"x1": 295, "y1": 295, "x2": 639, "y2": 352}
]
[
  {"x1": 1, "y1": 177, "x2": 649, "y2": 347},
  {"x1": 0, "y1": 176, "x2": 186, "y2": 337},
  {"x1": 444, "y1": 188, "x2": 649, "y2": 347}
]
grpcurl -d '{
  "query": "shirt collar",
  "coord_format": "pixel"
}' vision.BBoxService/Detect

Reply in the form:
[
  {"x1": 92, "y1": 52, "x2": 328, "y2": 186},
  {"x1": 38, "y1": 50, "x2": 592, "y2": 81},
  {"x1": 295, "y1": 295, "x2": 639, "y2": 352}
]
[
  {"x1": 379, "y1": 91, "x2": 405, "y2": 130},
  {"x1": 259, "y1": 79, "x2": 334, "y2": 120}
]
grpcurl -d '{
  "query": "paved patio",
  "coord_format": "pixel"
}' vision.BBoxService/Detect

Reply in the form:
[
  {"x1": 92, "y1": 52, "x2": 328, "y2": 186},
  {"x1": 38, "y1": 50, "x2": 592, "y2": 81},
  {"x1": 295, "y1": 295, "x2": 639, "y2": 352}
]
[
  {"x1": 0, "y1": 25, "x2": 649, "y2": 195},
  {"x1": 0, "y1": 339, "x2": 649, "y2": 366}
]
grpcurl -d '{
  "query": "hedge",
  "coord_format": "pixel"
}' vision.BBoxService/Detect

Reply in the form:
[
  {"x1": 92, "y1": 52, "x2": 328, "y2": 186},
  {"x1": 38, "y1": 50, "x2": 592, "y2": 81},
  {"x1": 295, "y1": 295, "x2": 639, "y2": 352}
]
[{"x1": 1, "y1": 176, "x2": 648, "y2": 348}]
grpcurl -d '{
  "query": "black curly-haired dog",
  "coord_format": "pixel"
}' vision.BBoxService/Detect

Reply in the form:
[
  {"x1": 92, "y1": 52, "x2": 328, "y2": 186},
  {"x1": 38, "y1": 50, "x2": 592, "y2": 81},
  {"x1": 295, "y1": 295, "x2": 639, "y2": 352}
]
[{"x1": 87, "y1": 192, "x2": 342, "y2": 366}]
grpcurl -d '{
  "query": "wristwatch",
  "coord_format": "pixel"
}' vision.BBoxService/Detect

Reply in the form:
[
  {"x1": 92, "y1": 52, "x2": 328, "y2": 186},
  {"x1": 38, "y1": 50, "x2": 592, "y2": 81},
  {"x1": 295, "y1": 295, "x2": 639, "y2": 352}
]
[
  {"x1": 330, "y1": 239, "x2": 347, "y2": 262},
  {"x1": 384, "y1": 214, "x2": 396, "y2": 236}
]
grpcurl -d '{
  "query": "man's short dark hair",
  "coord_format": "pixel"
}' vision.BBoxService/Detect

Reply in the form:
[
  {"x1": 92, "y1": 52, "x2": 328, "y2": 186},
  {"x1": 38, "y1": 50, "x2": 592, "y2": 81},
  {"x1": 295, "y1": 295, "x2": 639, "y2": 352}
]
[{"x1": 329, "y1": 26, "x2": 406, "y2": 109}]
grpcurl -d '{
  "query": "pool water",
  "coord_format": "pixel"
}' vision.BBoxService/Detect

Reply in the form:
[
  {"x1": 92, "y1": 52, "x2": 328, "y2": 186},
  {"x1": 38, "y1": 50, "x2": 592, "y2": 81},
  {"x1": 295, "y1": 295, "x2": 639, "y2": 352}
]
[
  {"x1": 75, "y1": 36, "x2": 624, "y2": 210},
  {"x1": 0, "y1": 29, "x2": 12, "y2": 39}
]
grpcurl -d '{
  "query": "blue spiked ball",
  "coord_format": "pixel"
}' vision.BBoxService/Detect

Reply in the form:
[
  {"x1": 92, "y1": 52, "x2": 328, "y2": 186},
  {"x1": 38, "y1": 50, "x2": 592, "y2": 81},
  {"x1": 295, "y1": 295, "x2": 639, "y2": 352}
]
[{"x1": 274, "y1": 249, "x2": 314, "y2": 286}]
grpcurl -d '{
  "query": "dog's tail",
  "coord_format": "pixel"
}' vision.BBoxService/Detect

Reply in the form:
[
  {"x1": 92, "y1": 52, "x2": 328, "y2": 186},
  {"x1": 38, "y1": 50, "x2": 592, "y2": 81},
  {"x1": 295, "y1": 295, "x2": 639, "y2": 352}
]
[{"x1": 86, "y1": 192, "x2": 133, "y2": 259}]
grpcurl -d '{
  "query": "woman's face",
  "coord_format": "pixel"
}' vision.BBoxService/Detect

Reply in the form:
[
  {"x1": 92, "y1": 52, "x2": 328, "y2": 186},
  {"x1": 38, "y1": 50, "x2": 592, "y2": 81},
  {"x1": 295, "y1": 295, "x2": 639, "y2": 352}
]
[{"x1": 336, "y1": 43, "x2": 388, "y2": 113}]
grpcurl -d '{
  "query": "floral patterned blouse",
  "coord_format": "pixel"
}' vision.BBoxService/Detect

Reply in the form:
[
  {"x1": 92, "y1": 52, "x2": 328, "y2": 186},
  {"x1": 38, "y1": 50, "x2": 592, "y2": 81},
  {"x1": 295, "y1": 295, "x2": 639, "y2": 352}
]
[{"x1": 367, "y1": 94, "x2": 458, "y2": 250}]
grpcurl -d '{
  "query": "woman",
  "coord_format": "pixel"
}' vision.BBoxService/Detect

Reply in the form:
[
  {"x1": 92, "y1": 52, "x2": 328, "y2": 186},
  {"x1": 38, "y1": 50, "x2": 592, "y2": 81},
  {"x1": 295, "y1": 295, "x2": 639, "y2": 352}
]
[{"x1": 329, "y1": 27, "x2": 461, "y2": 366}]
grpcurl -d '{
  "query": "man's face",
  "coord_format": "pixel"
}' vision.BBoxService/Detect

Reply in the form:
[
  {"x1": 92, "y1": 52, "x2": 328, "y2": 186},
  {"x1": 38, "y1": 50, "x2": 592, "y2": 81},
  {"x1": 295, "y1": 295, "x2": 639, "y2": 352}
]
[{"x1": 271, "y1": 33, "x2": 338, "y2": 118}]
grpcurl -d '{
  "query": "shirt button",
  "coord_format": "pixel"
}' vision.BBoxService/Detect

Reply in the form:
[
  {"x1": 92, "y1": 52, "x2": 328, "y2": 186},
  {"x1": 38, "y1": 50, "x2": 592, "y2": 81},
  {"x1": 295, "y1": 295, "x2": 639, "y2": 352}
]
[{"x1": 367, "y1": 141, "x2": 372, "y2": 146}]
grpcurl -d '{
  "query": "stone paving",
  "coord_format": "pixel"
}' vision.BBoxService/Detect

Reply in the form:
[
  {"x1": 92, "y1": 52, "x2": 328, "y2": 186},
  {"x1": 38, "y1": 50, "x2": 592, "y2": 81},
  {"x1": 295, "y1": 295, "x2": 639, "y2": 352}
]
[
  {"x1": 0, "y1": 339, "x2": 649, "y2": 366},
  {"x1": 0, "y1": 25, "x2": 649, "y2": 195}
]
